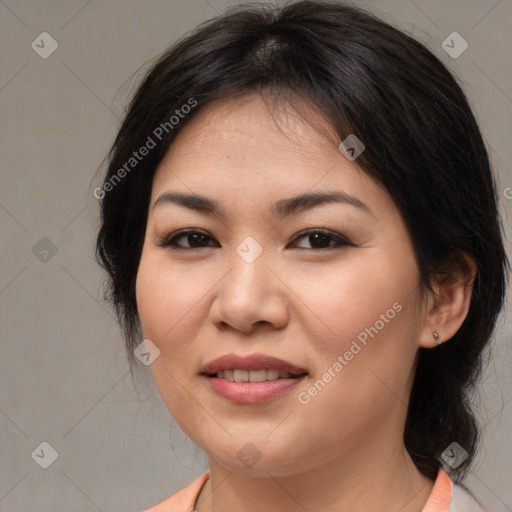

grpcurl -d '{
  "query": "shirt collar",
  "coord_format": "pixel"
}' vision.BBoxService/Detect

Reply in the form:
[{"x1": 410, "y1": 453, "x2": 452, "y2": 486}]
[{"x1": 422, "y1": 467, "x2": 453, "y2": 512}]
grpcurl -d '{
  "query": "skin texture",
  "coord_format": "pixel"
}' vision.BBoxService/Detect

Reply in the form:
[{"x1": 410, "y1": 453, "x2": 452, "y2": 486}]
[{"x1": 135, "y1": 93, "x2": 475, "y2": 512}]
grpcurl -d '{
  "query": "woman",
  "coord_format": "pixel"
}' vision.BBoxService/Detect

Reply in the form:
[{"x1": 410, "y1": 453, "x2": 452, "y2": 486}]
[{"x1": 95, "y1": 1, "x2": 509, "y2": 511}]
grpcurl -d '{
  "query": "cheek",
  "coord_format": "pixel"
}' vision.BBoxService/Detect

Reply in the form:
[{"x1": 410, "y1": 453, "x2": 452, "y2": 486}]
[
  {"x1": 135, "y1": 249, "x2": 207, "y2": 343},
  {"x1": 135, "y1": 250, "x2": 202, "y2": 390},
  {"x1": 135, "y1": 252, "x2": 207, "y2": 424},
  {"x1": 292, "y1": 252, "x2": 420, "y2": 353},
  {"x1": 292, "y1": 254, "x2": 421, "y2": 412}
]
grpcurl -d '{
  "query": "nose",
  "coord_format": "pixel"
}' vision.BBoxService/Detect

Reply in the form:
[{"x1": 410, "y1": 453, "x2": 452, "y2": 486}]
[{"x1": 209, "y1": 245, "x2": 289, "y2": 334}]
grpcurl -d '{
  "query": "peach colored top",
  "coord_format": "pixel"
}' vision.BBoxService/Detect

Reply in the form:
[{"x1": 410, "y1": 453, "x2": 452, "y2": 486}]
[{"x1": 142, "y1": 467, "x2": 485, "y2": 511}]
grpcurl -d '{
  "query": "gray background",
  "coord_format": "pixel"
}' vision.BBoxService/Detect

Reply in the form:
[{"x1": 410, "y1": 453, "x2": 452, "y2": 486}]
[{"x1": 0, "y1": 0, "x2": 511, "y2": 510}]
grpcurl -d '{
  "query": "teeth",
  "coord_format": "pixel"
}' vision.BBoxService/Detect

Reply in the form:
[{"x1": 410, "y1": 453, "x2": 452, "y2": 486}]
[
  {"x1": 214, "y1": 369, "x2": 296, "y2": 381},
  {"x1": 266, "y1": 369, "x2": 280, "y2": 381},
  {"x1": 233, "y1": 369, "x2": 249, "y2": 382}
]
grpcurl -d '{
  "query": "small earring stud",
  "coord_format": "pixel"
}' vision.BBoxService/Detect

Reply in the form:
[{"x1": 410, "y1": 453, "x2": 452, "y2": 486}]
[{"x1": 433, "y1": 331, "x2": 441, "y2": 345}]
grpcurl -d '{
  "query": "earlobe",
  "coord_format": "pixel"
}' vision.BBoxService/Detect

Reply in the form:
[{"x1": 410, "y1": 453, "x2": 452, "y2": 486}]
[{"x1": 419, "y1": 251, "x2": 476, "y2": 349}]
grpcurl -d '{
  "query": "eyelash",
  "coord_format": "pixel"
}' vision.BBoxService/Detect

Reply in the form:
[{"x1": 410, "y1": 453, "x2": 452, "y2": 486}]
[{"x1": 157, "y1": 228, "x2": 353, "y2": 252}]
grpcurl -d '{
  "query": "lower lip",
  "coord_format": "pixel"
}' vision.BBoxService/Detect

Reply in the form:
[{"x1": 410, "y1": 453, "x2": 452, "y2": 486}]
[{"x1": 203, "y1": 375, "x2": 307, "y2": 404}]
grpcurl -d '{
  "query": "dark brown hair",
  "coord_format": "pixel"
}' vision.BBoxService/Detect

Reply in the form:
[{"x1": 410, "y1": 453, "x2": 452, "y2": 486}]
[{"x1": 95, "y1": 0, "x2": 509, "y2": 482}]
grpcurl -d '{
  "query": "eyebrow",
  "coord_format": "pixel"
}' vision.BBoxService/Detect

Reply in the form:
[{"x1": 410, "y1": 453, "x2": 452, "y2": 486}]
[{"x1": 152, "y1": 190, "x2": 372, "y2": 219}]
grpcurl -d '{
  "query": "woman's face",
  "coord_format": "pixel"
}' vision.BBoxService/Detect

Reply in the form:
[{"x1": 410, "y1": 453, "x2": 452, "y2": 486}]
[{"x1": 136, "y1": 93, "x2": 431, "y2": 477}]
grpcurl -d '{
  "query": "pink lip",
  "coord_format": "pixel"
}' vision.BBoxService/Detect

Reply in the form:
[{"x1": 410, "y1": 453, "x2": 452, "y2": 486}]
[
  {"x1": 200, "y1": 353, "x2": 308, "y2": 375},
  {"x1": 200, "y1": 353, "x2": 308, "y2": 404},
  {"x1": 203, "y1": 374, "x2": 307, "y2": 404}
]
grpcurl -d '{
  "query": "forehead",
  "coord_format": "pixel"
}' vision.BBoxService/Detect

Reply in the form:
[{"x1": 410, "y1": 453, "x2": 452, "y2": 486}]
[
  {"x1": 149, "y1": 93, "x2": 394, "y2": 220},
  {"x1": 159, "y1": 93, "x2": 340, "y2": 170}
]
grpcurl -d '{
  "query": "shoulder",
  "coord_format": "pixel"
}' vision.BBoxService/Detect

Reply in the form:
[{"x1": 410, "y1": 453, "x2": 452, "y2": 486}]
[
  {"x1": 141, "y1": 471, "x2": 210, "y2": 512},
  {"x1": 449, "y1": 483, "x2": 487, "y2": 512}
]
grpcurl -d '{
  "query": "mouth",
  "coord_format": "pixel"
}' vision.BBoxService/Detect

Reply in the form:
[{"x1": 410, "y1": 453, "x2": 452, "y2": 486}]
[
  {"x1": 200, "y1": 352, "x2": 308, "y2": 379},
  {"x1": 207, "y1": 369, "x2": 307, "y2": 382},
  {"x1": 200, "y1": 353, "x2": 309, "y2": 403}
]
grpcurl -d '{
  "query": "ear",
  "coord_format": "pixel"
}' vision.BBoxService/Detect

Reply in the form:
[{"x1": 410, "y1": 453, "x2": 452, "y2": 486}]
[{"x1": 419, "y1": 251, "x2": 476, "y2": 348}]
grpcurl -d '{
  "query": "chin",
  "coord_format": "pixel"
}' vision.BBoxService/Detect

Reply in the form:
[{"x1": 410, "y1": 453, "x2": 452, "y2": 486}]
[{"x1": 205, "y1": 437, "x2": 309, "y2": 477}]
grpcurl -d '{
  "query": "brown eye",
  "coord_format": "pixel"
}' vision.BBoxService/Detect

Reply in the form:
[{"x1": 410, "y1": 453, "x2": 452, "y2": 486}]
[
  {"x1": 290, "y1": 229, "x2": 352, "y2": 250},
  {"x1": 158, "y1": 228, "x2": 352, "y2": 251},
  {"x1": 158, "y1": 229, "x2": 218, "y2": 249}
]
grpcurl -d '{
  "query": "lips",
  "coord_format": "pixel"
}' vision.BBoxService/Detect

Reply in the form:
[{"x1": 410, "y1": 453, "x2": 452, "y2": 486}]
[
  {"x1": 200, "y1": 353, "x2": 308, "y2": 377},
  {"x1": 200, "y1": 353, "x2": 309, "y2": 404}
]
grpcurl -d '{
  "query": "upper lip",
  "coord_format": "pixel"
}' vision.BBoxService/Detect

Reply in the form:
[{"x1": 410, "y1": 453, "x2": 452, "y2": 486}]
[{"x1": 200, "y1": 353, "x2": 308, "y2": 375}]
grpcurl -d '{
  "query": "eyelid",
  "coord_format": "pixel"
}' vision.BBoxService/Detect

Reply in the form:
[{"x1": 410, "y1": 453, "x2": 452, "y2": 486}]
[
  {"x1": 157, "y1": 228, "x2": 216, "y2": 248},
  {"x1": 157, "y1": 227, "x2": 353, "y2": 250},
  {"x1": 290, "y1": 227, "x2": 352, "y2": 247}
]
